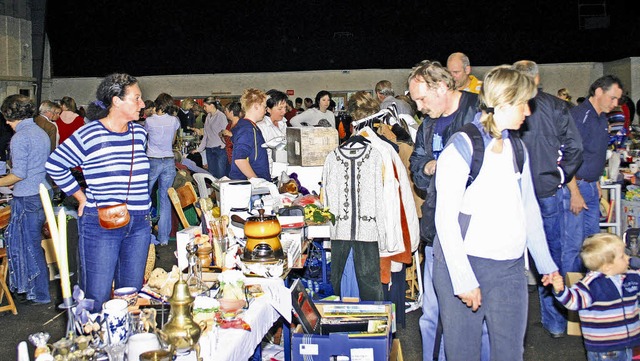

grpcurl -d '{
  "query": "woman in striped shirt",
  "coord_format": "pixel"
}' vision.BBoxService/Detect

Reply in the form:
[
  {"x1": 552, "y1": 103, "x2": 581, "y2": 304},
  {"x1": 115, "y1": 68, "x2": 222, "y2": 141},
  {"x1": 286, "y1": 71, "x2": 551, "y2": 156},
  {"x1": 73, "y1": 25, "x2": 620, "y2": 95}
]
[{"x1": 46, "y1": 73, "x2": 150, "y2": 312}]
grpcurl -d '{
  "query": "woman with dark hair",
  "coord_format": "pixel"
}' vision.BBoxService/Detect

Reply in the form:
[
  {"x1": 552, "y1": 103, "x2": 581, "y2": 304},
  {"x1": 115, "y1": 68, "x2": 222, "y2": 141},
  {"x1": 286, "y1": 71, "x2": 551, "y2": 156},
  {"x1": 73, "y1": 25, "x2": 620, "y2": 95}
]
[
  {"x1": 145, "y1": 93, "x2": 180, "y2": 246},
  {"x1": 57, "y1": 96, "x2": 85, "y2": 144},
  {"x1": 46, "y1": 73, "x2": 150, "y2": 312},
  {"x1": 290, "y1": 90, "x2": 335, "y2": 128},
  {"x1": 221, "y1": 101, "x2": 242, "y2": 166},
  {"x1": 0, "y1": 94, "x2": 51, "y2": 304},
  {"x1": 258, "y1": 89, "x2": 289, "y2": 176},
  {"x1": 229, "y1": 89, "x2": 270, "y2": 180},
  {"x1": 192, "y1": 96, "x2": 228, "y2": 179}
]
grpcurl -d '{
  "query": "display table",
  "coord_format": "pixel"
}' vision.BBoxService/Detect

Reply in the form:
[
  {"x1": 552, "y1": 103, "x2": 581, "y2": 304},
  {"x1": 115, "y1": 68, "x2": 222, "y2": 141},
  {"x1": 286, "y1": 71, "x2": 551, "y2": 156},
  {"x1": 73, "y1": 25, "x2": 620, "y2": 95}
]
[{"x1": 177, "y1": 277, "x2": 288, "y2": 361}]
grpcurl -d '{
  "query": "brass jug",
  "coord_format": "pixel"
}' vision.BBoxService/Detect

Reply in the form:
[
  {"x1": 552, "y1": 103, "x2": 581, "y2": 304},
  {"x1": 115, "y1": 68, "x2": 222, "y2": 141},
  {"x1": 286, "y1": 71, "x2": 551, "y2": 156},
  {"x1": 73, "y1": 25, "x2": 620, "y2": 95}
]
[{"x1": 157, "y1": 273, "x2": 206, "y2": 359}]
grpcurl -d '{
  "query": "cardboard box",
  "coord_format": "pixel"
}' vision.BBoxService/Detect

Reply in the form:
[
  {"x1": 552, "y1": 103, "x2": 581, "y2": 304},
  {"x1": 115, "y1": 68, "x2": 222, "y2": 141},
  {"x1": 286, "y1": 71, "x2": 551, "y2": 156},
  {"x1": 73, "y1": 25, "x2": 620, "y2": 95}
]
[
  {"x1": 293, "y1": 331, "x2": 391, "y2": 361},
  {"x1": 176, "y1": 226, "x2": 201, "y2": 271},
  {"x1": 306, "y1": 224, "x2": 331, "y2": 239},
  {"x1": 292, "y1": 301, "x2": 393, "y2": 361},
  {"x1": 281, "y1": 231, "x2": 303, "y2": 269},
  {"x1": 390, "y1": 339, "x2": 403, "y2": 361},
  {"x1": 42, "y1": 238, "x2": 57, "y2": 281},
  {"x1": 566, "y1": 272, "x2": 585, "y2": 336},
  {"x1": 287, "y1": 127, "x2": 339, "y2": 166}
]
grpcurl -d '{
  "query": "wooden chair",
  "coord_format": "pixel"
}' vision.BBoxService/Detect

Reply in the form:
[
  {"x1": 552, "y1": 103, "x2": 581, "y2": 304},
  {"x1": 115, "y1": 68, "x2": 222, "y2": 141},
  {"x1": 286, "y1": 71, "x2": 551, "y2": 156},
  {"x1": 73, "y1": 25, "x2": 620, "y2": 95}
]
[
  {"x1": 168, "y1": 181, "x2": 201, "y2": 229},
  {"x1": 0, "y1": 248, "x2": 18, "y2": 315},
  {"x1": 406, "y1": 252, "x2": 423, "y2": 301}
]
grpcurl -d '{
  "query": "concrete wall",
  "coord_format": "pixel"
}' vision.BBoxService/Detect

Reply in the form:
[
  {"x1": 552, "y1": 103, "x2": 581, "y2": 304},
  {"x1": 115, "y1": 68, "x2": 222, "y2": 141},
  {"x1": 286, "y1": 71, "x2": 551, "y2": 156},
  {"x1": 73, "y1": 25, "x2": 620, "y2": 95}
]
[
  {"x1": 48, "y1": 68, "x2": 414, "y2": 107},
  {"x1": 0, "y1": 13, "x2": 35, "y2": 101},
  {"x1": 48, "y1": 60, "x2": 628, "y2": 109}
]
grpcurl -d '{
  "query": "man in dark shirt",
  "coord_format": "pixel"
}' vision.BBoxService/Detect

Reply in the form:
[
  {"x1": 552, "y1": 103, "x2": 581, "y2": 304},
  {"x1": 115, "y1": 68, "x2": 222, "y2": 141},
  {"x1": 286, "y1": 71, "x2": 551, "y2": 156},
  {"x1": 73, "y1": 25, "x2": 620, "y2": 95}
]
[
  {"x1": 513, "y1": 60, "x2": 584, "y2": 338},
  {"x1": 567, "y1": 75, "x2": 623, "y2": 271},
  {"x1": 408, "y1": 59, "x2": 483, "y2": 361}
]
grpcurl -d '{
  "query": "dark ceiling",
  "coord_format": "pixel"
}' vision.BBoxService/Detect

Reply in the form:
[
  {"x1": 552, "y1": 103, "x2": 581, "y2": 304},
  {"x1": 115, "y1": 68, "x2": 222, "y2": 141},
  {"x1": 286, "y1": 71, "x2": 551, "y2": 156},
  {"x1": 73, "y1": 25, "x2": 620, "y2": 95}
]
[{"x1": 45, "y1": 0, "x2": 640, "y2": 77}]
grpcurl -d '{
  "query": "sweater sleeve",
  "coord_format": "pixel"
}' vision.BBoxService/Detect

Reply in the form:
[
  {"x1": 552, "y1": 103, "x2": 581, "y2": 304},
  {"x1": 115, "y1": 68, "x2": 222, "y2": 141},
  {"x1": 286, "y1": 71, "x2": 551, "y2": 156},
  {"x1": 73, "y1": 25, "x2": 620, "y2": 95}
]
[
  {"x1": 556, "y1": 104, "x2": 584, "y2": 182},
  {"x1": 373, "y1": 148, "x2": 387, "y2": 245},
  {"x1": 434, "y1": 132, "x2": 479, "y2": 294},
  {"x1": 9, "y1": 133, "x2": 29, "y2": 180},
  {"x1": 555, "y1": 280, "x2": 593, "y2": 311},
  {"x1": 196, "y1": 117, "x2": 210, "y2": 153},
  {"x1": 232, "y1": 125, "x2": 255, "y2": 161},
  {"x1": 290, "y1": 111, "x2": 312, "y2": 127},
  {"x1": 409, "y1": 122, "x2": 432, "y2": 191},
  {"x1": 45, "y1": 133, "x2": 87, "y2": 196}
]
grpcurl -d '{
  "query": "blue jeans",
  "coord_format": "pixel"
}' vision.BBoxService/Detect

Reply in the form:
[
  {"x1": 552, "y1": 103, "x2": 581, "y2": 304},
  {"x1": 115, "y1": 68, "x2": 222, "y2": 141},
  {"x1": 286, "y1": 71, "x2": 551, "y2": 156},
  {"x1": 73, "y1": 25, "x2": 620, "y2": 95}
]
[
  {"x1": 148, "y1": 158, "x2": 176, "y2": 244},
  {"x1": 5, "y1": 195, "x2": 50, "y2": 303},
  {"x1": 563, "y1": 180, "x2": 600, "y2": 273},
  {"x1": 433, "y1": 239, "x2": 527, "y2": 361},
  {"x1": 419, "y1": 245, "x2": 489, "y2": 361},
  {"x1": 587, "y1": 348, "x2": 632, "y2": 361},
  {"x1": 536, "y1": 188, "x2": 568, "y2": 334},
  {"x1": 206, "y1": 147, "x2": 228, "y2": 179},
  {"x1": 419, "y1": 245, "x2": 446, "y2": 361},
  {"x1": 78, "y1": 208, "x2": 151, "y2": 312}
]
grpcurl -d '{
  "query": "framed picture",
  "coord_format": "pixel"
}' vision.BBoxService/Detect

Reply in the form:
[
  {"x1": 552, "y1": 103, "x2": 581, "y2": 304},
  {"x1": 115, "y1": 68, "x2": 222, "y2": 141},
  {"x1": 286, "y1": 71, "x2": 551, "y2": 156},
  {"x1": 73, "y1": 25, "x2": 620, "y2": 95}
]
[{"x1": 290, "y1": 278, "x2": 321, "y2": 334}]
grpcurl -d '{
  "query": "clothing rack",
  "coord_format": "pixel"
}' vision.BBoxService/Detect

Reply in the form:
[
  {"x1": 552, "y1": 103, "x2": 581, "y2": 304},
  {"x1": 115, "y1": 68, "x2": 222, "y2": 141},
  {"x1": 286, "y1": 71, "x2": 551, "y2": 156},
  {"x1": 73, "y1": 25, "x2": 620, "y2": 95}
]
[{"x1": 351, "y1": 104, "x2": 399, "y2": 130}]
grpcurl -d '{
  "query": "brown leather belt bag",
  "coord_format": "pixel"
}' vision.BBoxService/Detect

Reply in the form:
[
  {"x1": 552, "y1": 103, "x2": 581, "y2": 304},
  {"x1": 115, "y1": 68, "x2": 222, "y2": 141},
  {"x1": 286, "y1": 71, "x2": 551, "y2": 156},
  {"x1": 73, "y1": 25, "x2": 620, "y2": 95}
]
[{"x1": 98, "y1": 203, "x2": 130, "y2": 229}]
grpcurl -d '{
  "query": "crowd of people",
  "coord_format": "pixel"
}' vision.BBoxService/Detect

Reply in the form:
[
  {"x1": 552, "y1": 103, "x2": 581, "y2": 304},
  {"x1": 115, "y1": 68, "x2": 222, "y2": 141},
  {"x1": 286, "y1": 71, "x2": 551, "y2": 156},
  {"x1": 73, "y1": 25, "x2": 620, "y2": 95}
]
[{"x1": 2, "y1": 50, "x2": 640, "y2": 360}]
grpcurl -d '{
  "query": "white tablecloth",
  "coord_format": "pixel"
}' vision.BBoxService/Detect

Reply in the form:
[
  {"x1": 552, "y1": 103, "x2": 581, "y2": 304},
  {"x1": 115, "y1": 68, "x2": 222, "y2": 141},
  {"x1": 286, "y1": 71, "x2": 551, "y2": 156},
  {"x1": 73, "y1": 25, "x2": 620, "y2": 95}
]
[{"x1": 177, "y1": 278, "x2": 287, "y2": 361}]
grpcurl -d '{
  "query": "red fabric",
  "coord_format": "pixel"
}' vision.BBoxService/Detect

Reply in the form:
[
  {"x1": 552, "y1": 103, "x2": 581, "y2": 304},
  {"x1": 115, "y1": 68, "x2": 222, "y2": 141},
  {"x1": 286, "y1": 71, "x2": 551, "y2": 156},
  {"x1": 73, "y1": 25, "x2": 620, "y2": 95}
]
[
  {"x1": 284, "y1": 109, "x2": 298, "y2": 121},
  {"x1": 224, "y1": 122, "x2": 237, "y2": 163},
  {"x1": 622, "y1": 104, "x2": 631, "y2": 132},
  {"x1": 56, "y1": 115, "x2": 85, "y2": 144}
]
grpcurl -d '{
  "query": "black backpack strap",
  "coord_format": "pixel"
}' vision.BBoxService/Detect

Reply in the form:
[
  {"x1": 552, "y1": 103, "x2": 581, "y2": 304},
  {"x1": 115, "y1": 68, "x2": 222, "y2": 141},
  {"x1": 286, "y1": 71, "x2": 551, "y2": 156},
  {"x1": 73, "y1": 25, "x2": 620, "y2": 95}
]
[
  {"x1": 459, "y1": 123, "x2": 485, "y2": 187},
  {"x1": 508, "y1": 130, "x2": 525, "y2": 174}
]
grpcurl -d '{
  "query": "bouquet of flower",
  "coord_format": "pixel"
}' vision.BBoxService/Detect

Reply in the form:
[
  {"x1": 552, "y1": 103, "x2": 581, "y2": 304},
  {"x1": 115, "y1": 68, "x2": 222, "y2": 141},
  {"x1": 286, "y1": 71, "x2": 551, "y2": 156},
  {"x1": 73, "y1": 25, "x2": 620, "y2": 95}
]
[{"x1": 304, "y1": 204, "x2": 336, "y2": 225}]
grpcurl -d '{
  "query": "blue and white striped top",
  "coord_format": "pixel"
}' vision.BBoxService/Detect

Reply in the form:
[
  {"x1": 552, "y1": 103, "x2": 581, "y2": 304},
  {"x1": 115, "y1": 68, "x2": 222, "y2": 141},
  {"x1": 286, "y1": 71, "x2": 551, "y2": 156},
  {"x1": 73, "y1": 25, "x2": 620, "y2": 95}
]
[{"x1": 46, "y1": 120, "x2": 151, "y2": 212}]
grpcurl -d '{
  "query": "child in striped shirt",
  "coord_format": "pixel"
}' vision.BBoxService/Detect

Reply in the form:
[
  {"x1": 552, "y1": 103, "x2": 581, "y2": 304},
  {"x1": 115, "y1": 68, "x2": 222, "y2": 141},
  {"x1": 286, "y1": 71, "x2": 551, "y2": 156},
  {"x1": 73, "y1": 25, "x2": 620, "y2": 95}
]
[{"x1": 552, "y1": 233, "x2": 640, "y2": 361}]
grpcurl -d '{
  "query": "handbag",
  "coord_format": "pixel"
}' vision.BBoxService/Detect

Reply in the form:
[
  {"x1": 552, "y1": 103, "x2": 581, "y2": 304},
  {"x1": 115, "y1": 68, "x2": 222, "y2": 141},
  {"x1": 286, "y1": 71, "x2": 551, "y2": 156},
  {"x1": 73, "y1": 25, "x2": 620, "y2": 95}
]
[
  {"x1": 97, "y1": 124, "x2": 134, "y2": 229},
  {"x1": 98, "y1": 203, "x2": 130, "y2": 229}
]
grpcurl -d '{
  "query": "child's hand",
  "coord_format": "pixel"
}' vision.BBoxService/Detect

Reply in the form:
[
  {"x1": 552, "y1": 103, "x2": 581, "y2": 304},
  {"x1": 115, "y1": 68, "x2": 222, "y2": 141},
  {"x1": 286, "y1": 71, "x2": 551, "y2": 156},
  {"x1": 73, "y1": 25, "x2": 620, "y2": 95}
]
[{"x1": 551, "y1": 274, "x2": 565, "y2": 294}]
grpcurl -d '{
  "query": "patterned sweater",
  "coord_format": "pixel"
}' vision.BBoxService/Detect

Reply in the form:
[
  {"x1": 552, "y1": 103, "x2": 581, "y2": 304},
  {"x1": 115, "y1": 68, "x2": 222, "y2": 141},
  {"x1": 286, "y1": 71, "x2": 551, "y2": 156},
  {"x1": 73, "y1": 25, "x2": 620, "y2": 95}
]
[
  {"x1": 555, "y1": 271, "x2": 640, "y2": 352},
  {"x1": 322, "y1": 145, "x2": 386, "y2": 243}
]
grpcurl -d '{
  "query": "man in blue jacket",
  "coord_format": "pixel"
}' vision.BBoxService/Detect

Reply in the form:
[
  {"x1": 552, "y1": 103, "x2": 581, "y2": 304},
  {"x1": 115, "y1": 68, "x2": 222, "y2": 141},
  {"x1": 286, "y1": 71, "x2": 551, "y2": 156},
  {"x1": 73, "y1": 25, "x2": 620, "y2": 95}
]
[
  {"x1": 513, "y1": 60, "x2": 584, "y2": 338},
  {"x1": 408, "y1": 59, "x2": 483, "y2": 361}
]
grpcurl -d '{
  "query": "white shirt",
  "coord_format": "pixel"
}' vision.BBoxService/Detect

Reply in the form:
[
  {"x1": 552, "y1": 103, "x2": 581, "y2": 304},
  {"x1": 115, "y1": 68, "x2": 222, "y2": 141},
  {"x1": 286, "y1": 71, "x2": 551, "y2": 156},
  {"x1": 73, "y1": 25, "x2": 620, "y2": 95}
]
[
  {"x1": 435, "y1": 133, "x2": 556, "y2": 295},
  {"x1": 289, "y1": 108, "x2": 335, "y2": 128}
]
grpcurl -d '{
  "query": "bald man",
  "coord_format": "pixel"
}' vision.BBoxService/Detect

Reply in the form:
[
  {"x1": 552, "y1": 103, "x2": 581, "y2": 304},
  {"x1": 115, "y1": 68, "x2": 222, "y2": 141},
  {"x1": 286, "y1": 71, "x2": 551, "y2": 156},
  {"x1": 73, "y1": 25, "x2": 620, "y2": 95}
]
[{"x1": 446, "y1": 52, "x2": 482, "y2": 94}]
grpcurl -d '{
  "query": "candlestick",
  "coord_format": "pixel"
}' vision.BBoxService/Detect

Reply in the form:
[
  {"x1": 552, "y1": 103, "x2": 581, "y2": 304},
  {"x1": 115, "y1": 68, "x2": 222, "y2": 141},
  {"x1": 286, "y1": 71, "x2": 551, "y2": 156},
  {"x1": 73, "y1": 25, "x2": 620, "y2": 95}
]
[
  {"x1": 57, "y1": 208, "x2": 71, "y2": 299},
  {"x1": 39, "y1": 184, "x2": 60, "y2": 253},
  {"x1": 60, "y1": 296, "x2": 76, "y2": 339},
  {"x1": 38, "y1": 184, "x2": 71, "y2": 299}
]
